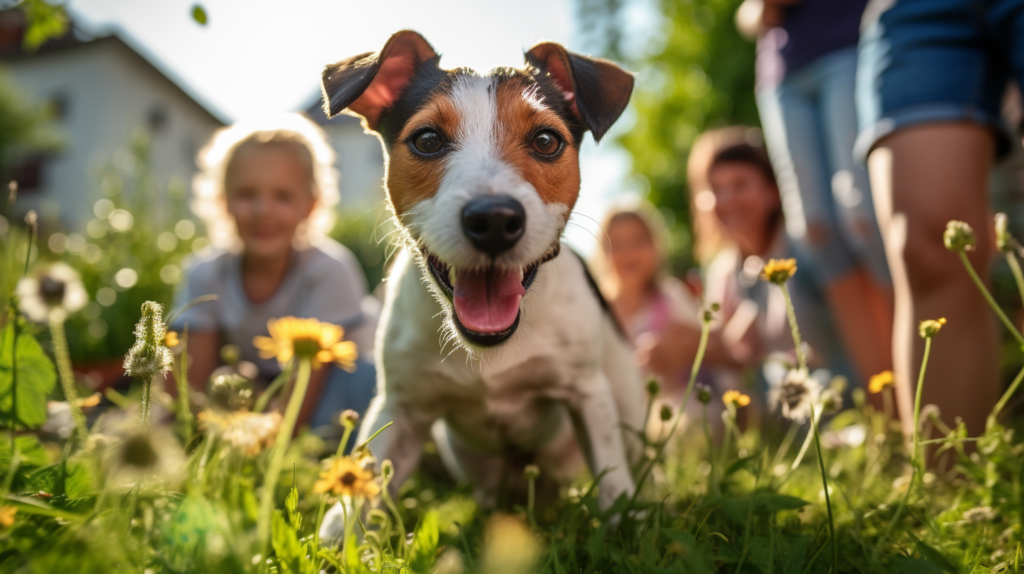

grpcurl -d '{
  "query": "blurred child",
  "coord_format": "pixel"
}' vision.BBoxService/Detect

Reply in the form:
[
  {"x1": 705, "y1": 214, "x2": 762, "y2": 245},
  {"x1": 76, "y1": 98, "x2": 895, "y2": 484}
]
[
  {"x1": 173, "y1": 114, "x2": 377, "y2": 430},
  {"x1": 594, "y1": 199, "x2": 702, "y2": 394}
]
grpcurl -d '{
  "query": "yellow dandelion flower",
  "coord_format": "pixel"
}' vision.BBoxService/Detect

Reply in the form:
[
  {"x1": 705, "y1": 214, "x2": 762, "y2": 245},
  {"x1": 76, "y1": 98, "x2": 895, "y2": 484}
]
[
  {"x1": 0, "y1": 506, "x2": 16, "y2": 528},
  {"x1": 868, "y1": 370, "x2": 895, "y2": 394},
  {"x1": 722, "y1": 390, "x2": 751, "y2": 408},
  {"x1": 313, "y1": 456, "x2": 380, "y2": 499},
  {"x1": 760, "y1": 258, "x2": 798, "y2": 284},
  {"x1": 253, "y1": 317, "x2": 358, "y2": 370},
  {"x1": 918, "y1": 317, "x2": 947, "y2": 339},
  {"x1": 164, "y1": 331, "x2": 180, "y2": 348}
]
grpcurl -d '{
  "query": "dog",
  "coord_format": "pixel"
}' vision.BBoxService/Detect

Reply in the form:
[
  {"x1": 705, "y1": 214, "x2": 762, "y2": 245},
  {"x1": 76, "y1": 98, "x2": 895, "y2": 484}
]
[{"x1": 319, "y1": 30, "x2": 644, "y2": 513}]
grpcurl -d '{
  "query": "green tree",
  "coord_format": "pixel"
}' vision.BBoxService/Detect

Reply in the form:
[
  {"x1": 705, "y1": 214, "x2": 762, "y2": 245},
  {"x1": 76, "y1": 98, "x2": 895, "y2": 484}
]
[{"x1": 577, "y1": 0, "x2": 758, "y2": 272}]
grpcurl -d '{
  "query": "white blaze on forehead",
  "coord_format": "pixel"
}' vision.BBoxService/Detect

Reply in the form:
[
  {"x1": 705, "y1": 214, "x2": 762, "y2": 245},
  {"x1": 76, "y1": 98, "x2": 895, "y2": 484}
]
[{"x1": 450, "y1": 75, "x2": 498, "y2": 157}]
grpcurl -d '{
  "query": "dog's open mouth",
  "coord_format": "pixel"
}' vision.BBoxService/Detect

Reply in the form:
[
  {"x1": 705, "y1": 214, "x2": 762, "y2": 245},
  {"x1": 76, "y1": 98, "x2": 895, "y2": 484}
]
[{"x1": 424, "y1": 250, "x2": 541, "y2": 346}]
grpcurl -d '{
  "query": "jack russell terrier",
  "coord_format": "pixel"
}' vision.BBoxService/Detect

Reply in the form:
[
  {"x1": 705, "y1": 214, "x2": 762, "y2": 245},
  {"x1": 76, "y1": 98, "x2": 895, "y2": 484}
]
[{"x1": 319, "y1": 30, "x2": 644, "y2": 512}]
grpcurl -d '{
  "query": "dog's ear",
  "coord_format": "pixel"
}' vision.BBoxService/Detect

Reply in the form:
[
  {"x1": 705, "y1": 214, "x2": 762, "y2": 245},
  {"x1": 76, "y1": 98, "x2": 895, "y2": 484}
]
[
  {"x1": 321, "y1": 30, "x2": 438, "y2": 130},
  {"x1": 524, "y1": 43, "x2": 634, "y2": 142}
]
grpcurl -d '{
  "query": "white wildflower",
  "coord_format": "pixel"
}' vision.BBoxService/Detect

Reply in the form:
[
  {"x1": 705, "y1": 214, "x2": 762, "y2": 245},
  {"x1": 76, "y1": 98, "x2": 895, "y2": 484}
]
[
  {"x1": 16, "y1": 262, "x2": 88, "y2": 322},
  {"x1": 769, "y1": 368, "x2": 821, "y2": 423}
]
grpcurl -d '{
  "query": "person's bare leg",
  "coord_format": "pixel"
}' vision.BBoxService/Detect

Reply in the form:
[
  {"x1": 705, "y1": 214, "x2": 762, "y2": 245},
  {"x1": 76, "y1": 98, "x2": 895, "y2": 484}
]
[
  {"x1": 822, "y1": 266, "x2": 893, "y2": 408},
  {"x1": 868, "y1": 123, "x2": 999, "y2": 438}
]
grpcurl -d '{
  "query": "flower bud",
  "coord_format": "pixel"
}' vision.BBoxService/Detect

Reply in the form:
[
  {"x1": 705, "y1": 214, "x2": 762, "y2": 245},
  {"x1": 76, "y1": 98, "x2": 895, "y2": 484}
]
[
  {"x1": 523, "y1": 464, "x2": 540, "y2": 481},
  {"x1": 943, "y1": 220, "x2": 976, "y2": 252},
  {"x1": 995, "y1": 213, "x2": 1016, "y2": 253},
  {"x1": 659, "y1": 405, "x2": 673, "y2": 421},
  {"x1": 339, "y1": 409, "x2": 360, "y2": 428},
  {"x1": 696, "y1": 383, "x2": 712, "y2": 405},
  {"x1": 24, "y1": 210, "x2": 37, "y2": 227},
  {"x1": 646, "y1": 378, "x2": 660, "y2": 397},
  {"x1": 918, "y1": 317, "x2": 947, "y2": 339},
  {"x1": 123, "y1": 301, "x2": 173, "y2": 380},
  {"x1": 220, "y1": 344, "x2": 241, "y2": 366}
]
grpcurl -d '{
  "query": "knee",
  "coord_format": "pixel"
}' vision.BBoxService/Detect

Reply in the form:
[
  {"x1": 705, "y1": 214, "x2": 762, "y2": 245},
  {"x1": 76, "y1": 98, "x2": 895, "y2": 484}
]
[{"x1": 901, "y1": 219, "x2": 991, "y2": 297}]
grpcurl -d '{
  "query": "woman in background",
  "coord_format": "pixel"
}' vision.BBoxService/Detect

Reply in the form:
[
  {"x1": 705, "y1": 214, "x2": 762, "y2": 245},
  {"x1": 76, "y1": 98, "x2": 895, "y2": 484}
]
[{"x1": 173, "y1": 113, "x2": 378, "y2": 431}]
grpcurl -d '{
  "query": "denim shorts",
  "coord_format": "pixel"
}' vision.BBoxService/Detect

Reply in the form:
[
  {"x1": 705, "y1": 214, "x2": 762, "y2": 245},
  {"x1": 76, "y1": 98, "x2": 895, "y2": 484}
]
[
  {"x1": 758, "y1": 48, "x2": 891, "y2": 286},
  {"x1": 855, "y1": 0, "x2": 1024, "y2": 159}
]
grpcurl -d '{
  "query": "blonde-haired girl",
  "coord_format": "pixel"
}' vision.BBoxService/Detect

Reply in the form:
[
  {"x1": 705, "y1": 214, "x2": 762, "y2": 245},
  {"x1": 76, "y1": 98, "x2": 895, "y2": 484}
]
[{"x1": 174, "y1": 113, "x2": 377, "y2": 430}]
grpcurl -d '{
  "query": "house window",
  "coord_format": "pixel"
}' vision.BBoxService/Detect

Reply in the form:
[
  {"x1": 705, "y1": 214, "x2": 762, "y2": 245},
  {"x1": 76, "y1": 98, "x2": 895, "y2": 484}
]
[
  {"x1": 48, "y1": 91, "x2": 70, "y2": 121},
  {"x1": 8, "y1": 154, "x2": 45, "y2": 192},
  {"x1": 147, "y1": 104, "x2": 168, "y2": 133}
]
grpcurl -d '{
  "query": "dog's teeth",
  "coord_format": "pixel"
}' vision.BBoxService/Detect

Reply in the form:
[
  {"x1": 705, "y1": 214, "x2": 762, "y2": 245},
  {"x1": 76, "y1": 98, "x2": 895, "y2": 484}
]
[
  {"x1": 517, "y1": 267, "x2": 525, "y2": 282},
  {"x1": 448, "y1": 266, "x2": 457, "y2": 287}
]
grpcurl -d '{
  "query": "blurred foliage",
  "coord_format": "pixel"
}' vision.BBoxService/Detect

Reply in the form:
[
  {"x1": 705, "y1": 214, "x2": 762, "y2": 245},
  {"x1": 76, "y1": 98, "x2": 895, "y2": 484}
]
[
  {"x1": 329, "y1": 210, "x2": 393, "y2": 294},
  {"x1": 21, "y1": 130, "x2": 201, "y2": 364},
  {"x1": 577, "y1": 0, "x2": 758, "y2": 272},
  {"x1": 0, "y1": 69, "x2": 61, "y2": 184},
  {"x1": 191, "y1": 4, "x2": 207, "y2": 26},
  {"x1": 13, "y1": 0, "x2": 68, "y2": 51}
]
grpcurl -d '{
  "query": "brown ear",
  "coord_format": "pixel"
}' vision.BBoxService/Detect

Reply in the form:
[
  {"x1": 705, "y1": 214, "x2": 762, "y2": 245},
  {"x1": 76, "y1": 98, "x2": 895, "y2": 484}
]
[
  {"x1": 321, "y1": 30, "x2": 438, "y2": 130},
  {"x1": 524, "y1": 43, "x2": 634, "y2": 142}
]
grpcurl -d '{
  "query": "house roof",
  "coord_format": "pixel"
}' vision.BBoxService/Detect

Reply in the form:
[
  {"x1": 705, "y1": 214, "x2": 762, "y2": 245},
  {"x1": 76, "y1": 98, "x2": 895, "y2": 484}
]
[{"x1": 0, "y1": 8, "x2": 228, "y2": 126}]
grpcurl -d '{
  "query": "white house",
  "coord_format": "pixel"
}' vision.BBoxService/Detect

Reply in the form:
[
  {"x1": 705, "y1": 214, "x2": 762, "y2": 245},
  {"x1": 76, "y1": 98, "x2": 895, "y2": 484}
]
[
  {"x1": 0, "y1": 9, "x2": 225, "y2": 227},
  {"x1": 303, "y1": 95, "x2": 386, "y2": 208}
]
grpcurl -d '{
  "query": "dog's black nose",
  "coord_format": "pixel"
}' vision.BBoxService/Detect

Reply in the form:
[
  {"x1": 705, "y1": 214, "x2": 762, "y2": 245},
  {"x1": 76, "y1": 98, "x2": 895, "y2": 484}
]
[{"x1": 461, "y1": 195, "x2": 526, "y2": 257}]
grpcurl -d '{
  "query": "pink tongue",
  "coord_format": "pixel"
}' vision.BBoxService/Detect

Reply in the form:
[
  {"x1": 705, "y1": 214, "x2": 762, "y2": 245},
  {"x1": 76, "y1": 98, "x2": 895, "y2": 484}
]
[{"x1": 453, "y1": 267, "x2": 525, "y2": 333}]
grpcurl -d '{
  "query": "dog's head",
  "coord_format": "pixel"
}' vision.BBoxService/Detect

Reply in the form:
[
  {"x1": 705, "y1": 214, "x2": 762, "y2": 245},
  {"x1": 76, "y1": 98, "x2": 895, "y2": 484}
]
[{"x1": 322, "y1": 31, "x2": 633, "y2": 347}]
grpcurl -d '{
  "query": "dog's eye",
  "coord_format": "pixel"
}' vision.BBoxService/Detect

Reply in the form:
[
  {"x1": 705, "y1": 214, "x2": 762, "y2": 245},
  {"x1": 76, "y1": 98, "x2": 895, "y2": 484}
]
[
  {"x1": 412, "y1": 130, "x2": 444, "y2": 155},
  {"x1": 532, "y1": 130, "x2": 562, "y2": 156}
]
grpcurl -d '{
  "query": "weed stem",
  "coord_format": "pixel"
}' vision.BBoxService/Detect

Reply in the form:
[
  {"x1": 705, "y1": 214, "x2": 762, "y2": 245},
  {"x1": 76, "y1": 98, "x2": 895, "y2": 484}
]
[
  {"x1": 959, "y1": 251, "x2": 1024, "y2": 347},
  {"x1": 49, "y1": 314, "x2": 87, "y2": 441},
  {"x1": 257, "y1": 357, "x2": 312, "y2": 548}
]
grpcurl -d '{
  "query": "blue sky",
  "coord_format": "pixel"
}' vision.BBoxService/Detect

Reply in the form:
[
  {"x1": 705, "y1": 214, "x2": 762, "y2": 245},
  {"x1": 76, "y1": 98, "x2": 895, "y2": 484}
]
[{"x1": 67, "y1": 0, "x2": 649, "y2": 251}]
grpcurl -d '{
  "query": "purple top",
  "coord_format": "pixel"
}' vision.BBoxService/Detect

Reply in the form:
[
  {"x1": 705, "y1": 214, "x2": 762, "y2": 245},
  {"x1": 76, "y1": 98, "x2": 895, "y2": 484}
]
[{"x1": 756, "y1": 0, "x2": 868, "y2": 90}]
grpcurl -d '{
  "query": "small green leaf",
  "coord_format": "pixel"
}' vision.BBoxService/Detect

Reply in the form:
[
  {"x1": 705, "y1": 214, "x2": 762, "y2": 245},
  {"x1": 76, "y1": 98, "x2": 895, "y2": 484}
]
[
  {"x1": 344, "y1": 534, "x2": 371, "y2": 574},
  {"x1": 285, "y1": 485, "x2": 301, "y2": 529},
  {"x1": 191, "y1": 4, "x2": 208, "y2": 25},
  {"x1": 409, "y1": 509, "x2": 439, "y2": 573},
  {"x1": 0, "y1": 318, "x2": 57, "y2": 429},
  {"x1": 20, "y1": 0, "x2": 69, "y2": 51},
  {"x1": 272, "y1": 511, "x2": 303, "y2": 574}
]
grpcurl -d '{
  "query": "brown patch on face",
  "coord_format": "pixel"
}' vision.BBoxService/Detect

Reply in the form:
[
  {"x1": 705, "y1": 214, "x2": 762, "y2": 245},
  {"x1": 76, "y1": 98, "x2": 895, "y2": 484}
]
[
  {"x1": 385, "y1": 94, "x2": 461, "y2": 216},
  {"x1": 493, "y1": 77, "x2": 581, "y2": 216}
]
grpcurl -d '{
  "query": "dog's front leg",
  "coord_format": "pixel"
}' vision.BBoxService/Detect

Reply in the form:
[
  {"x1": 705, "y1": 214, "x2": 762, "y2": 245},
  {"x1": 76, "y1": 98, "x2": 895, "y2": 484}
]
[{"x1": 569, "y1": 371, "x2": 636, "y2": 511}]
